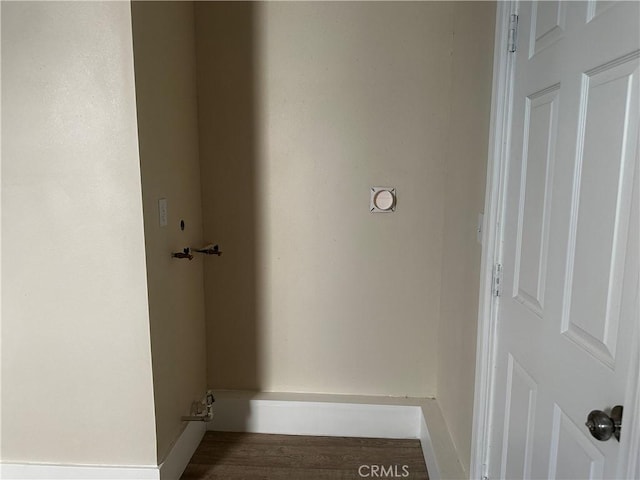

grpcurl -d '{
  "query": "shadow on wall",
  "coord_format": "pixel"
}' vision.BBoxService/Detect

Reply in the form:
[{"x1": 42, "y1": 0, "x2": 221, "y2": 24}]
[
  {"x1": 195, "y1": 1, "x2": 260, "y2": 434},
  {"x1": 191, "y1": 0, "x2": 466, "y2": 443}
]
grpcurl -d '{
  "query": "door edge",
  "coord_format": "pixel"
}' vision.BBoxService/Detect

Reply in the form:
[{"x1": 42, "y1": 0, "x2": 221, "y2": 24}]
[{"x1": 470, "y1": 1, "x2": 518, "y2": 479}]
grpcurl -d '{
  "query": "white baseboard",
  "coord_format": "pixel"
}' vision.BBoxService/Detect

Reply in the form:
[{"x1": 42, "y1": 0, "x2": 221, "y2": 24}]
[
  {"x1": 0, "y1": 463, "x2": 159, "y2": 480},
  {"x1": 159, "y1": 421, "x2": 206, "y2": 480},
  {"x1": 210, "y1": 392, "x2": 420, "y2": 439},
  {"x1": 419, "y1": 410, "x2": 441, "y2": 480},
  {"x1": 0, "y1": 394, "x2": 464, "y2": 480},
  {"x1": 208, "y1": 391, "x2": 464, "y2": 480},
  {"x1": 419, "y1": 400, "x2": 466, "y2": 480},
  {"x1": 0, "y1": 419, "x2": 205, "y2": 480}
]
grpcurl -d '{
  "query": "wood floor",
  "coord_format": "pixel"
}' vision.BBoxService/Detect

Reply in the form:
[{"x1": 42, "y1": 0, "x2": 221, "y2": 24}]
[{"x1": 181, "y1": 431, "x2": 429, "y2": 480}]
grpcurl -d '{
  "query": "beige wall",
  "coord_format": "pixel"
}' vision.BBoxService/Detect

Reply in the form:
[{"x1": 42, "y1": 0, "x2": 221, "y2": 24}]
[
  {"x1": 196, "y1": 2, "x2": 455, "y2": 397},
  {"x1": 1, "y1": 0, "x2": 495, "y2": 469},
  {"x1": 437, "y1": 2, "x2": 496, "y2": 475},
  {"x1": 1, "y1": 1, "x2": 157, "y2": 465},
  {"x1": 195, "y1": 0, "x2": 495, "y2": 463},
  {"x1": 131, "y1": 1, "x2": 207, "y2": 462}
]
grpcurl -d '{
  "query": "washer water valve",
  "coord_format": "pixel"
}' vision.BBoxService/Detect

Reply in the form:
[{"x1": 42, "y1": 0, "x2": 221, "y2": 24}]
[{"x1": 181, "y1": 390, "x2": 215, "y2": 422}]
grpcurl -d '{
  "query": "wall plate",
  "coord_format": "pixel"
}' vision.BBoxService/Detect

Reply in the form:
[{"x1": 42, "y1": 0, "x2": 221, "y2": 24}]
[
  {"x1": 370, "y1": 187, "x2": 396, "y2": 213},
  {"x1": 158, "y1": 198, "x2": 168, "y2": 227}
]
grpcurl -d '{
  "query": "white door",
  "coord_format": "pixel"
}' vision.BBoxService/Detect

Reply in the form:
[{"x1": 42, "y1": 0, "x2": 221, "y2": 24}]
[{"x1": 489, "y1": 1, "x2": 639, "y2": 479}]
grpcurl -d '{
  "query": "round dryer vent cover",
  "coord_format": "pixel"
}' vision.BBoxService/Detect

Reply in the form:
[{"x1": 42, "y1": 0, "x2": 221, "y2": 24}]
[{"x1": 370, "y1": 187, "x2": 396, "y2": 213}]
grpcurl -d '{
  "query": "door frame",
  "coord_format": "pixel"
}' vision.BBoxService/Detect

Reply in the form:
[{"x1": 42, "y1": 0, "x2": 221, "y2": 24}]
[{"x1": 470, "y1": 2, "x2": 640, "y2": 479}]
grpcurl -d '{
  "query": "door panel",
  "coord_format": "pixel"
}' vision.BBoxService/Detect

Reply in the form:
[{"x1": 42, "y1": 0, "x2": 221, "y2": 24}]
[
  {"x1": 549, "y1": 404, "x2": 605, "y2": 480},
  {"x1": 500, "y1": 355, "x2": 538, "y2": 479},
  {"x1": 513, "y1": 85, "x2": 559, "y2": 316},
  {"x1": 489, "y1": 2, "x2": 640, "y2": 478},
  {"x1": 586, "y1": 0, "x2": 616, "y2": 23},
  {"x1": 529, "y1": 1, "x2": 566, "y2": 57},
  {"x1": 562, "y1": 55, "x2": 639, "y2": 368}
]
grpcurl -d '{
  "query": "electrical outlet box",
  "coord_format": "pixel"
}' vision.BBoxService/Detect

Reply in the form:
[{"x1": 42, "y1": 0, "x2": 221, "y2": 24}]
[{"x1": 158, "y1": 198, "x2": 168, "y2": 227}]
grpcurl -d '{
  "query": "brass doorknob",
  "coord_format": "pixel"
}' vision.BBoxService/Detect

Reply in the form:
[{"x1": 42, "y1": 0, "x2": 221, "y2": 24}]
[{"x1": 585, "y1": 405, "x2": 623, "y2": 441}]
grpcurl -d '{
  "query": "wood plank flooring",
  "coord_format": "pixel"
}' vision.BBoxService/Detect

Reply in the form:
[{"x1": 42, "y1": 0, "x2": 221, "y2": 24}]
[{"x1": 181, "y1": 431, "x2": 429, "y2": 480}]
